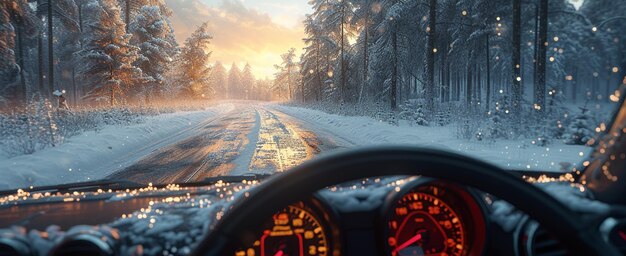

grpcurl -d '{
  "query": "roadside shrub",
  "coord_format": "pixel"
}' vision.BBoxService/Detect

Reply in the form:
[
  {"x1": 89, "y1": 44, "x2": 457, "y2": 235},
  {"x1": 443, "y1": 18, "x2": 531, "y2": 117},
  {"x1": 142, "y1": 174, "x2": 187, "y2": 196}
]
[{"x1": 0, "y1": 100, "x2": 208, "y2": 158}]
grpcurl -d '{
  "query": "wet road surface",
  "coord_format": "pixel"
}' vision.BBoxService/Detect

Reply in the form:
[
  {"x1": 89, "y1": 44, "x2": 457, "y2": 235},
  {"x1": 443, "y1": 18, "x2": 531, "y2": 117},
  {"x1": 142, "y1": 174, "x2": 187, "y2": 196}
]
[{"x1": 108, "y1": 103, "x2": 351, "y2": 184}]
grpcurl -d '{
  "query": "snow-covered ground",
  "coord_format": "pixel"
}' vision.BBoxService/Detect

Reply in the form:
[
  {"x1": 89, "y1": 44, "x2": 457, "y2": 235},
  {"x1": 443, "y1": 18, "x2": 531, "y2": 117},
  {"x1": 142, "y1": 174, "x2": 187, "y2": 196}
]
[
  {"x1": 272, "y1": 104, "x2": 592, "y2": 172},
  {"x1": 0, "y1": 101, "x2": 595, "y2": 191},
  {"x1": 0, "y1": 103, "x2": 234, "y2": 190}
]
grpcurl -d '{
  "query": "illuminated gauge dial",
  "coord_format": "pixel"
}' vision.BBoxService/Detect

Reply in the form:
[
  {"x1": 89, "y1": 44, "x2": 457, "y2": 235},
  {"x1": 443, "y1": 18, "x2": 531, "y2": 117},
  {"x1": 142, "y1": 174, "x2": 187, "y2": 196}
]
[
  {"x1": 237, "y1": 205, "x2": 329, "y2": 256},
  {"x1": 387, "y1": 191, "x2": 466, "y2": 256}
]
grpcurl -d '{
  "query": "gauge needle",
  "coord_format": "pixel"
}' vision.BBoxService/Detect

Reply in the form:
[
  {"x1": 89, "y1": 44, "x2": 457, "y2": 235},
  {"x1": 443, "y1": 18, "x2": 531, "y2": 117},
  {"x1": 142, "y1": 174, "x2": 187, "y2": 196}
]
[
  {"x1": 393, "y1": 233, "x2": 423, "y2": 254},
  {"x1": 274, "y1": 250, "x2": 284, "y2": 256}
]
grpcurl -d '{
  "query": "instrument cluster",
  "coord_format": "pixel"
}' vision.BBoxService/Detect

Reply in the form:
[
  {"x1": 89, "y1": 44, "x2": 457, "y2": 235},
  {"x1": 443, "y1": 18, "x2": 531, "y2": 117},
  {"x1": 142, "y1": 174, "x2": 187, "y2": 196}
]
[{"x1": 235, "y1": 179, "x2": 488, "y2": 256}]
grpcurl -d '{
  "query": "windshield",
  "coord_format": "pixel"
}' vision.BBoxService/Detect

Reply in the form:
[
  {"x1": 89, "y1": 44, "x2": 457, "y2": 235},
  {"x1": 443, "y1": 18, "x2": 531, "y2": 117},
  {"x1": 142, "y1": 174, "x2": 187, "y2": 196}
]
[{"x1": 0, "y1": 0, "x2": 624, "y2": 191}]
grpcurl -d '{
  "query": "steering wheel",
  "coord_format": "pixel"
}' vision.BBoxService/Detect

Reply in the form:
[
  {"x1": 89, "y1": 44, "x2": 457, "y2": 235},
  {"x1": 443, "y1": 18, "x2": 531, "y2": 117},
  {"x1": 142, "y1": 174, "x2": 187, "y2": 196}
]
[{"x1": 193, "y1": 147, "x2": 620, "y2": 255}]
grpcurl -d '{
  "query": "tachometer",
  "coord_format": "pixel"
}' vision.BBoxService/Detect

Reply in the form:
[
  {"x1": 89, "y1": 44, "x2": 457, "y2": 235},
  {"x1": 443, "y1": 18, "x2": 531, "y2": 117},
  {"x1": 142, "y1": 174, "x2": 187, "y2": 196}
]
[
  {"x1": 384, "y1": 181, "x2": 486, "y2": 256},
  {"x1": 236, "y1": 205, "x2": 330, "y2": 256},
  {"x1": 387, "y1": 192, "x2": 464, "y2": 256}
]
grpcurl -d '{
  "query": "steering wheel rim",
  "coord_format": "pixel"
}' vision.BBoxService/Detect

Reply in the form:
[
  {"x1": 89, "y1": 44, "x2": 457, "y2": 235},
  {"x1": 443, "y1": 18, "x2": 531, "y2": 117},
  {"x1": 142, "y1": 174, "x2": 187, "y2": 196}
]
[{"x1": 193, "y1": 146, "x2": 619, "y2": 255}]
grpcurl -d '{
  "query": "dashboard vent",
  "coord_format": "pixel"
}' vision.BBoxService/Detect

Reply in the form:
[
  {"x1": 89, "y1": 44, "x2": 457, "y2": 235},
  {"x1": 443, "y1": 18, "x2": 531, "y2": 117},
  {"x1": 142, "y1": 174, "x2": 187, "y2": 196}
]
[
  {"x1": 0, "y1": 237, "x2": 32, "y2": 256},
  {"x1": 50, "y1": 233, "x2": 114, "y2": 256},
  {"x1": 530, "y1": 226, "x2": 567, "y2": 256}
]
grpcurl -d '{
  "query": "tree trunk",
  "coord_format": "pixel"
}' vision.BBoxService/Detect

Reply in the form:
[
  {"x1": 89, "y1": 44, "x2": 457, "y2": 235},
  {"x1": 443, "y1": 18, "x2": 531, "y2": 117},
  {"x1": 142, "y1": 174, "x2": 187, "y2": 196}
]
[
  {"x1": 359, "y1": 15, "x2": 369, "y2": 104},
  {"x1": 110, "y1": 66, "x2": 114, "y2": 106},
  {"x1": 125, "y1": 0, "x2": 130, "y2": 31},
  {"x1": 391, "y1": 30, "x2": 398, "y2": 110},
  {"x1": 439, "y1": 40, "x2": 445, "y2": 102},
  {"x1": 316, "y1": 43, "x2": 322, "y2": 102},
  {"x1": 340, "y1": 6, "x2": 346, "y2": 103},
  {"x1": 16, "y1": 22, "x2": 27, "y2": 102},
  {"x1": 445, "y1": 60, "x2": 452, "y2": 101},
  {"x1": 534, "y1": 0, "x2": 548, "y2": 112},
  {"x1": 72, "y1": 67, "x2": 77, "y2": 106},
  {"x1": 38, "y1": 35, "x2": 45, "y2": 98},
  {"x1": 48, "y1": 0, "x2": 54, "y2": 94},
  {"x1": 572, "y1": 66, "x2": 578, "y2": 103},
  {"x1": 485, "y1": 35, "x2": 491, "y2": 110},
  {"x1": 454, "y1": 69, "x2": 460, "y2": 101},
  {"x1": 532, "y1": 5, "x2": 539, "y2": 93},
  {"x1": 511, "y1": 0, "x2": 522, "y2": 122},
  {"x1": 37, "y1": 0, "x2": 46, "y2": 98},
  {"x1": 301, "y1": 77, "x2": 305, "y2": 103},
  {"x1": 78, "y1": 2, "x2": 83, "y2": 31},
  {"x1": 424, "y1": 0, "x2": 437, "y2": 115},
  {"x1": 466, "y1": 63, "x2": 473, "y2": 109},
  {"x1": 74, "y1": 2, "x2": 83, "y2": 106},
  {"x1": 476, "y1": 63, "x2": 481, "y2": 105},
  {"x1": 287, "y1": 65, "x2": 292, "y2": 100}
]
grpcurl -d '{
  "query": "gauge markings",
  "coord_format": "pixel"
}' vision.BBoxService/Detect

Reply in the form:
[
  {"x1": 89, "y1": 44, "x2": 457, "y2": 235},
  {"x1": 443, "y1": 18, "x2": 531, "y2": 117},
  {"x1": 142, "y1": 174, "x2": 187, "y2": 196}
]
[
  {"x1": 387, "y1": 192, "x2": 466, "y2": 256},
  {"x1": 238, "y1": 205, "x2": 328, "y2": 256}
]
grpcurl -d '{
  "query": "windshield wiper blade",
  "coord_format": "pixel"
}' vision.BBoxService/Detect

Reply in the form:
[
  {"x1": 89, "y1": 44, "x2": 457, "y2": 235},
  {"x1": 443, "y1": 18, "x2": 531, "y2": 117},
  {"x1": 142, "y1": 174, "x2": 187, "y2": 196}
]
[{"x1": 0, "y1": 179, "x2": 142, "y2": 196}]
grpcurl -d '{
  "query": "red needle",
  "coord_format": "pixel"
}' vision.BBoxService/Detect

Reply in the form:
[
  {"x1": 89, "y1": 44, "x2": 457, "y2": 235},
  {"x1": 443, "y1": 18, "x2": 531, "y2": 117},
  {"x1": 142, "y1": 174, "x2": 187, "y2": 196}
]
[
  {"x1": 393, "y1": 233, "x2": 423, "y2": 254},
  {"x1": 274, "y1": 250, "x2": 284, "y2": 256}
]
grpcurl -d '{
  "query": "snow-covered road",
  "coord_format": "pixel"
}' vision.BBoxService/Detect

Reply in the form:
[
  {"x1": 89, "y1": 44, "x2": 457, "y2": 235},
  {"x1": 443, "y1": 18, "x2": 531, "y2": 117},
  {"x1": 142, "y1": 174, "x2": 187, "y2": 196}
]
[
  {"x1": 107, "y1": 103, "x2": 351, "y2": 184},
  {"x1": 1, "y1": 101, "x2": 591, "y2": 189}
]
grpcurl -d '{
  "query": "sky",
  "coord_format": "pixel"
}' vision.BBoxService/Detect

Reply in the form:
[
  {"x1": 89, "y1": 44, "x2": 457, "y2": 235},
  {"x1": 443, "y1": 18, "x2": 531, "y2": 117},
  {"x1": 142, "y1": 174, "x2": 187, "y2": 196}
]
[
  {"x1": 165, "y1": 0, "x2": 584, "y2": 79},
  {"x1": 165, "y1": 0, "x2": 309, "y2": 79}
]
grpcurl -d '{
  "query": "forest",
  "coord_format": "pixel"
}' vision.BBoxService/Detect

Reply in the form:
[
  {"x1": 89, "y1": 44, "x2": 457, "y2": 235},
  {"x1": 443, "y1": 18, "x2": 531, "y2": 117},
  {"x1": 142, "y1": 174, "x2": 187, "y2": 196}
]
[
  {"x1": 0, "y1": 0, "x2": 270, "y2": 107},
  {"x1": 280, "y1": 0, "x2": 626, "y2": 145},
  {"x1": 1, "y1": 0, "x2": 625, "y2": 151}
]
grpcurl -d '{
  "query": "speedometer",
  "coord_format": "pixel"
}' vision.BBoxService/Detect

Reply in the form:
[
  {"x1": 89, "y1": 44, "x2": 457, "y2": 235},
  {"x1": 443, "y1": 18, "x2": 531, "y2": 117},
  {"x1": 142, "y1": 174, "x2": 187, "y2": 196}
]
[
  {"x1": 236, "y1": 201, "x2": 338, "y2": 256},
  {"x1": 384, "y1": 181, "x2": 486, "y2": 256},
  {"x1": 387, "y1": 192, "x2": 465, "y2": 255}
]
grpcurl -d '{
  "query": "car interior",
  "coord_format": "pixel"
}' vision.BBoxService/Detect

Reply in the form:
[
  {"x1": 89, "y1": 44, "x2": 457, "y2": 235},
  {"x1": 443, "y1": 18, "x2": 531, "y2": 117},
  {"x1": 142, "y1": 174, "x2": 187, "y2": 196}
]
[
  {"x1": 0, "y1": 95, "x2": 624, "y2": 256},
  {"x1": 1, "y1": 0, "x2": 625, "y2": 255}
]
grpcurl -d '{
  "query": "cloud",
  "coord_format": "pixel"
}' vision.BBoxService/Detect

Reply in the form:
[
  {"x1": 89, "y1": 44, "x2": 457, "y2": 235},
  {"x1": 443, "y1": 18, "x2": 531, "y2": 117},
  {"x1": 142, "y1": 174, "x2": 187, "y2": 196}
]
[{"x1": 165, "y1": 0, "x2": 306, "y2": 78}]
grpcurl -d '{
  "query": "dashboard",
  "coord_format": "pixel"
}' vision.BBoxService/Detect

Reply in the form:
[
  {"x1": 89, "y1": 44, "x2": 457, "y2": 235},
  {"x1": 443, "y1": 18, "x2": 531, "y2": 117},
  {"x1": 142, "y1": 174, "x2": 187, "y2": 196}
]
[
  {"x1": 234, "y1": 178, "x2": 488, "y2": 256},
  {"x1": 0, "y1": 174, "x2": 625, "y2": 256}
]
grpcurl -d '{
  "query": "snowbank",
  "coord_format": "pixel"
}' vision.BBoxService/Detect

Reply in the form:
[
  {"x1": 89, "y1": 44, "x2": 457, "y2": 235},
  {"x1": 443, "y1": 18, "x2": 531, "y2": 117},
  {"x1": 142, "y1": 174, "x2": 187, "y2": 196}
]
[
  {"x1": 0, "y1": 104, "x2": 234, "y2": 190},
  {"x1": 273, "y1": 104, "x2": 592, "y2": 172}
]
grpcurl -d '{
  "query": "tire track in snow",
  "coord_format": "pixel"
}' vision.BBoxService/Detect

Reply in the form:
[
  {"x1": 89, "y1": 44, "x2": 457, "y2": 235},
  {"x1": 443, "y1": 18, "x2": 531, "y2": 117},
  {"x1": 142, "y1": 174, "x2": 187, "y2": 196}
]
[
  {"x1": 107, "y1": 103, "x2": 356, "y2": 184},
  {"x1": 92, "y1": 103, "x2": 235, "y2": 175},
  {"x1": 267, "y1": 106, "x2": 356, "y2": 150},
  {"x1": 108, "y1": 106, "x2": 257, "y2": 184},
  {"x1": 211, "y1": 107, "x2": 260, "y2": 176},
  {"x1": 244, "y1": 108, "x2": 311, "y2": 173}
]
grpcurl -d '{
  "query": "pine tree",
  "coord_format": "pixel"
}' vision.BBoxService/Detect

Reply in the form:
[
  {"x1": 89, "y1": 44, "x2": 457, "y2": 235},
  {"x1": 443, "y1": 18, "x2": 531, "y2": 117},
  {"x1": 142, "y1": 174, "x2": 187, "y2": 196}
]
[
  {"x1": 537, "y1": 87, "x2": 568, "y2": 145},
  {"x1": 241, "y1": 63, "x2": 256, "y2": 100},
  {"x1": 0, "y1": 0, "x2": 39, "y2": 103},
  {"x1": 564, "y1": 106, "x2": 595, "y2": 145},
  {"x1": 78, "y1": 0, "x2": 143, "y2": 105},
  {"x1": 177, "y1": 22, "x2": 212, "y2": 99},
  {"x1": 485, "y1": 94, "x2": 513, "y2": 140},
  {"x1": 0, "y1": 2, "x2": 18, "y2": 83},
  {"x1": 227, "y1": 63, "x2": 242, "y2": 99},
  {"x1": 398, "y1": 100, "x2": 429, "y2": 126},
  {"x1": 129, "y1": 5, "x2": 177, "y2": 102},
  {"x1": 255, "y1": 78, "x2": 272, "y2": 101},
  {"x1": 208, "y1": 62, "x2": 227, "y2": 99},
  {"x1": 273, "y1": 48, "x2": 299, "y2": 101},
  {"x1": 326, "y1": 0, "x2": 355, "y2": 102},
  {"x1": 302, "y1": 14, "x2": 325, "y2": 102}
]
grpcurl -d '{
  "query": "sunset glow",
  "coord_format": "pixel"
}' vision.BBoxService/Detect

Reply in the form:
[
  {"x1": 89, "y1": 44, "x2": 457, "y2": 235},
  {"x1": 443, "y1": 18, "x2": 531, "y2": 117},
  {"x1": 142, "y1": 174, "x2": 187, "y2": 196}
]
[{"x1": 166, "y1": 0, "x2": 307, "y2": 79}]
